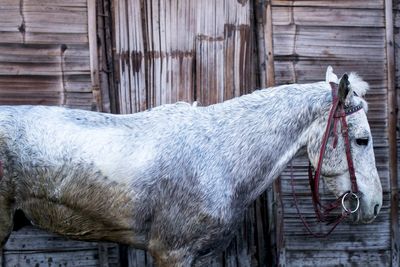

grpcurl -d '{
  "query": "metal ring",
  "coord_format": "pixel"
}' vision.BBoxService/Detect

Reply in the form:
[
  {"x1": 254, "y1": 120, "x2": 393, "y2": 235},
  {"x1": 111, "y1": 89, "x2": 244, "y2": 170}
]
[{"x1": 341, "y1": 192, "x2": 360, "y2": 214}]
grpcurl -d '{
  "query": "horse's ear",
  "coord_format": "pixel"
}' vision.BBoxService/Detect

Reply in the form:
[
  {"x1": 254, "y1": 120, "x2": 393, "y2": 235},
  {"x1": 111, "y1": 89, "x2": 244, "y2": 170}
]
[
  {"x1": 326, "y1": 66, "x2": 338, "y2": 83},
  {"x1": 338, "y1": 73, "x2": 350, "y2": 103}
]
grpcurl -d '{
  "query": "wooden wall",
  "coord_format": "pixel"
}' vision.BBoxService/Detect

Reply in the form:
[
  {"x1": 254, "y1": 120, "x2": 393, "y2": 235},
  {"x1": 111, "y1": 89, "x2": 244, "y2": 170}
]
[
  {"x1": 393, "y1": 1, "x2": 400, "y2": 266},
  {"x1": 0, "y1": 0, "x2": 98, "y2": 109},
  {"x1": 111, "y1": 0, "x2": 259, "y2": 114}
]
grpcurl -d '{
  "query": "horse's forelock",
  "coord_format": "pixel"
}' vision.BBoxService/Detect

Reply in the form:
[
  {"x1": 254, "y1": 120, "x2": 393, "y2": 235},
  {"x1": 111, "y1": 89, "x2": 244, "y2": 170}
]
[
  {"x1": 348, "y1": 72, "x2": 369, "y2": 98},
  {"x1": 347, "y1": 72, "x2": 369, "y2": 113}
]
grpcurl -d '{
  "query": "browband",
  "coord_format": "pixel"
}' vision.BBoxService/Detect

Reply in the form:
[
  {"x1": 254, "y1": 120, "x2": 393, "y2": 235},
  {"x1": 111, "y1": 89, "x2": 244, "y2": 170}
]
[{"x1": 344, "y1": 104, "x2": 363, "y2": 115}]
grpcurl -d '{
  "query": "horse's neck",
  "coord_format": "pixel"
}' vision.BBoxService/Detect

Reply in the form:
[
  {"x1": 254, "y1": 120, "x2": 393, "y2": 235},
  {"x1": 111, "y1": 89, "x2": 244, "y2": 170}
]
[{"x1": 212, "y1": 83, "x2": 331, "y2": 205}]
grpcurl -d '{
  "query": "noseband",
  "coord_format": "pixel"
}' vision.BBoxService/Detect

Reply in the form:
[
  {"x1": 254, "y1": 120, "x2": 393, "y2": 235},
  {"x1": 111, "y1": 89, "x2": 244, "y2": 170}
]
[{"x1": 291, "y1": 82, "x2": 363, "y2": 237}]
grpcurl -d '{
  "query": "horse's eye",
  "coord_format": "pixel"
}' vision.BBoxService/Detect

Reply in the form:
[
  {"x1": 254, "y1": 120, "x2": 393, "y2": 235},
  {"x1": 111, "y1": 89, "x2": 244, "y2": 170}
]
[{"x1": 356, "y1": 138, "x2": 369, "y2": 146}]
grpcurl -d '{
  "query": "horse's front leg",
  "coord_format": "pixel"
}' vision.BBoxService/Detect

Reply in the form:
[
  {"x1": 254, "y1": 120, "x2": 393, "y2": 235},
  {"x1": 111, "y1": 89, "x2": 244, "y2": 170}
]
[
  {"x1": 151, "y1": 249, "x2": 195, "y2": 267},
  {"x1": 0, "y1": 195, "x2": 13, "y2": 247}
]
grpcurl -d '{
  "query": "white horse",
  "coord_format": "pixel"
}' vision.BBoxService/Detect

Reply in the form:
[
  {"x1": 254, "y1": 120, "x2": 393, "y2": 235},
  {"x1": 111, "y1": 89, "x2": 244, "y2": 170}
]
[{"x1": 0, "y1": 67, "x2": 382, "y2": 266}]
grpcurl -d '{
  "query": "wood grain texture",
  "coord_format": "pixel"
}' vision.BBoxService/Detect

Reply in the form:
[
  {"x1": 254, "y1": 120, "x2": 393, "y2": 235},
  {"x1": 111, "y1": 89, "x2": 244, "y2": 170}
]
[
  {"x1": 0, "y1": 0, "x2": 97, "y2": 109},
  {"x1": 88, "y1": 0, "x2": 102, "y2": 111},
  {"x1": 271, "y1": 0, "x2": 384, "y2": 9},
  {"x1": 3, "y1": 226, "x2": 120, "y2": 267}
]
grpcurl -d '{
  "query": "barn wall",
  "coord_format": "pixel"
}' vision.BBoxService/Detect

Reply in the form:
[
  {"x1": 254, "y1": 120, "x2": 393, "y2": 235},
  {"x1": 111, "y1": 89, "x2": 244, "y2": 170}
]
[
  {"x1": 0, "y1": 0, "x2": 396, "y2": 266},
  {"x1": 0, "y1": 0, "x2": 118, "y2": 266}
]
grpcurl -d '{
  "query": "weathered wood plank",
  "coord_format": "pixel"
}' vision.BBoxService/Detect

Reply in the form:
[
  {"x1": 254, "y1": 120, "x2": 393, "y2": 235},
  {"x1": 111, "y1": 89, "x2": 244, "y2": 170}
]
[
  {"x1": 272, "y1": 6, "x2": 384, "y2": 27},
  {"x1": 0, "y1": 0, "x2": 88, "y2": 44},
  {"x1": 386, "y1": 0, "x2": 400, "y2": 266},
  {"x1": 273, "y1": 25, "x2": 386, "y2": 59},
  {"x1": 271, "y1": 0, "x2": 384, "y2": 9},
  {"x1": 286, "y1": 250, "x2": 391, "y2": 266},
  {"x1": 3, "y1": 250, "x2": 101, "y2": 267},
  {"x1": 5, "y1": 227, "x2": 98, "y2": 251},
  {"x1": 88, "y1": 0, "x2": 101, "y2": 111}
]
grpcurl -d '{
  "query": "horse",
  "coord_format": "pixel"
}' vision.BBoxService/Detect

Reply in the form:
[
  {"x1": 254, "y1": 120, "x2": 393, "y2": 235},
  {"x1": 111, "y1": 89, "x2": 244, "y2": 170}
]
[{"x1": 0, "y1": 67, "x2": 382, "y2": 266}]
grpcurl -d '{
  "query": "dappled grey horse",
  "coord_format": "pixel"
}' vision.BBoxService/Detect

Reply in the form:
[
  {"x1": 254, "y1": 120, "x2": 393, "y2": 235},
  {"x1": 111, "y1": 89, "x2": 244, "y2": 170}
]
[{"x1": 0, "y1": 67, "x2": 382, "y2": 266}]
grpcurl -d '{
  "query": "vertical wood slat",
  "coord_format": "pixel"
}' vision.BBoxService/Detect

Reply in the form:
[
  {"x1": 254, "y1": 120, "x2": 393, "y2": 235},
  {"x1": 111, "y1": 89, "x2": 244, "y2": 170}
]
[
  {"x1": 263, "y1": 1, "x2": 285, "y2": 265},
  {"x1": 88, "y1": 0, "x2": 102, "y2": 111},
  {"x1": 385, "y1": 0, "x2": 399, "y2": 266},
  {"x1": 264, "y1": 0, "x2": 275, "y2": 88},
  {"x1": 103, "y1": 0, "x2": 118, "y2": 113},
  {"x1": 98, "y1": 243, "x2": 110, "y2": 267},
  {"x1": 96, "y1": 0, "x2": 112, "y2": 113},
  {"x1": 255, "y1": 0, "x2": 282, "y2": 265},
  {"x1": 110, "y1": 0, "x2": 120, "y2": 113}
]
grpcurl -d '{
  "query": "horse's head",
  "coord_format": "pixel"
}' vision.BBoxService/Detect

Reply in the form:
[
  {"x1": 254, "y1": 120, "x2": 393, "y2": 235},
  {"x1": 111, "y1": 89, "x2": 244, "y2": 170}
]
[{"x1": 306, "y1": 67, "x2": 382, "y2": 224}]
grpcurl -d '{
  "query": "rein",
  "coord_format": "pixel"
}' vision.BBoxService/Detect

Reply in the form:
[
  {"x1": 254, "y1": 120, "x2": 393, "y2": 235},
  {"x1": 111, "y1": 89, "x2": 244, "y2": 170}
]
[{"x1": 291, "y1": 82, "x2": 363, "y2": 237}]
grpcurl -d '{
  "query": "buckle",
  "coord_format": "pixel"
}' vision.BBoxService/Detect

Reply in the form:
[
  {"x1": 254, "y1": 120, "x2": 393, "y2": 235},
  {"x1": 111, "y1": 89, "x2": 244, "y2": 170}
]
[
  {"x1": 341, "y1": 192, "x2": 360, "y2": 214},
  {"x1": 341, "y1": 127, "x2": 348, "y2": 136}
]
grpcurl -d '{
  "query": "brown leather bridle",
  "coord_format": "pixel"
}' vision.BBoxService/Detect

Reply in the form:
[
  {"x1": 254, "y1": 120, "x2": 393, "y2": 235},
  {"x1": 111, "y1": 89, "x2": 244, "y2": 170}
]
[{"x1": 291, "y1": 80, "x2": 364, "y2": 237}]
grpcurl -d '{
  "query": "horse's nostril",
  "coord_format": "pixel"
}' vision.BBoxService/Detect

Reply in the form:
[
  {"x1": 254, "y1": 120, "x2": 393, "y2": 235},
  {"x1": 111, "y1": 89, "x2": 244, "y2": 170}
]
[{"x1": 374, "y1": 204, "x2": 380, "y2": 216}]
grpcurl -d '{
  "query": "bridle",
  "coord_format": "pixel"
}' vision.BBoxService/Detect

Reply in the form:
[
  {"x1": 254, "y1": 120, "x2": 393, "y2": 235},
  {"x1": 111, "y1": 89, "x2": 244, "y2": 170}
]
[{"x1": 291, "y1": 81, "x2": 364, "y2": 237}]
